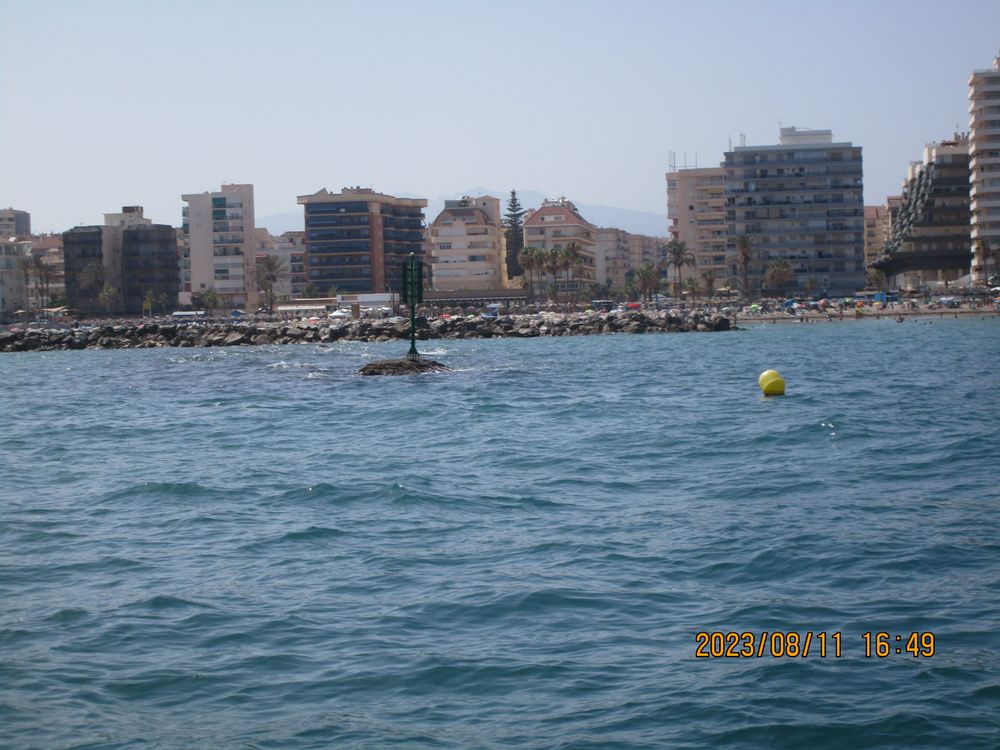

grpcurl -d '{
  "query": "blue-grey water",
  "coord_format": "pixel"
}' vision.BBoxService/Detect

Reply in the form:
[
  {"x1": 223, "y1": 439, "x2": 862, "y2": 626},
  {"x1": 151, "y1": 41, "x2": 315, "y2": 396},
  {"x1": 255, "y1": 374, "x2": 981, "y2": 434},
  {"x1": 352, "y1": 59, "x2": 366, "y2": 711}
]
[{"x1": 2, "y1": 318, "x2": 999, "y2": 749}]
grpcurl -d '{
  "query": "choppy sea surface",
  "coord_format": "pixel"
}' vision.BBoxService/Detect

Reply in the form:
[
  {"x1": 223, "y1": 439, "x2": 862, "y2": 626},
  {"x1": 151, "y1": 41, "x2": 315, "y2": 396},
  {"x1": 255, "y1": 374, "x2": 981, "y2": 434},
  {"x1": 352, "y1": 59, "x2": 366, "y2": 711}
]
[{"x1": 2, "y1": 317, "x2": 999, "y2": 749}]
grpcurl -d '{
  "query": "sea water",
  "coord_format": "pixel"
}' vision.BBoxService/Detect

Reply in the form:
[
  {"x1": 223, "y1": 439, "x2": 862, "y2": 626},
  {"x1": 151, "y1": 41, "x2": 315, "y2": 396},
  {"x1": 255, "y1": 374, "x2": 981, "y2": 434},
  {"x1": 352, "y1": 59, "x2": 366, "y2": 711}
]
[{"x1": 2, "y1": 318, "x2": 999, "y2": 749}]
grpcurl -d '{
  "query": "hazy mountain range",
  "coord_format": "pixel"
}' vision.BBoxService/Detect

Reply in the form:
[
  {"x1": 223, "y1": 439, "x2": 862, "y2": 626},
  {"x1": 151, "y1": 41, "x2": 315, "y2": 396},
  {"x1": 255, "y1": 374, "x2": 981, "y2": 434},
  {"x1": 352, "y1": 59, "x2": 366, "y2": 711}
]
[{"x1": 257, "y1": 188, "x2": 668, "y2": 238}]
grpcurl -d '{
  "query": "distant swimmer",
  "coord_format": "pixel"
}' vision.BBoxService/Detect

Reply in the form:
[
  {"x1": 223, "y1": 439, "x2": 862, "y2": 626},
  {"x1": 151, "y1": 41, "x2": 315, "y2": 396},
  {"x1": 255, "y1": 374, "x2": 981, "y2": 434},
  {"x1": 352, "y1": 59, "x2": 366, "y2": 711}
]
[{"x1": 896, "y1": 315, "x2": 904, "y2": 323}]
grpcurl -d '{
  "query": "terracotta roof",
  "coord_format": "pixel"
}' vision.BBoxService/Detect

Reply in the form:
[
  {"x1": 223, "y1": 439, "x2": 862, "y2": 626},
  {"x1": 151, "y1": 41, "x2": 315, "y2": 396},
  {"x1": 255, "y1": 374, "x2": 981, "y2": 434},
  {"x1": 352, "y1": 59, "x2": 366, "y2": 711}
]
[
  {"x1": 522, "y1": 201, "x2": 594, "y2": 229},
  {"x1": 430, "y1": 207, "x2": 494, "y2": 227}
]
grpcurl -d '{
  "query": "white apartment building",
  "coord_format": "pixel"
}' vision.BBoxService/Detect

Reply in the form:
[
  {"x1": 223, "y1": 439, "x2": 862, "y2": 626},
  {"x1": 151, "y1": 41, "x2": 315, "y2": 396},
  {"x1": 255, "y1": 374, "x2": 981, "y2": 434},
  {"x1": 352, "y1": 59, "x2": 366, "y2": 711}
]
[
  {"x1": 666, "y1": 166, "x2": 727, "y2": 289},
  {"x1": 181, "y1": 183, "x2": 257, "y2": 308},
  {"x1": 970, "y1": 50, "x2": 1000, "y2": 283},
  {"x1": 429, "y1": 195, "x2": 505, "y2": 290}
]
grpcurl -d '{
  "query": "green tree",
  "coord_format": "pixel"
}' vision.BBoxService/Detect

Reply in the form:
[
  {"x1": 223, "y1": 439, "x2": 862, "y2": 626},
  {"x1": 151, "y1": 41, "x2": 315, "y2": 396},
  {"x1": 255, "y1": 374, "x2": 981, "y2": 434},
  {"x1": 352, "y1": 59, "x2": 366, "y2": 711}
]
[
  {"x1": 97, "y1": 283, "x2": 120, "y2": 315},
  {"x1": 517, "y1": 246, "x2": 543, "y2": 303},
  {"x1": 157, "y1": 292, "x2": 170, "y2": 315},
  {"x1": 194, "y1": 289, "x2": 221, "y2": 312},
  {"x1": 634, "y1": 263, "x2": 659, "y2": 301},
  {"x1": 866, "y1": 268, "x2": 886, "y2": 291},
  {"x1": 975, "y1": 238, "x2": 996, "y2": 285},
  {"x1": 560, "y1": 241, "x2": 586, "y2": 303},
  {"x1": 504, "y1": 190, "x2": 526, "y2": 279},
  {"x1": 32, "y1": 257, "x2": 52, "y2": 311},
  {"x1": 302, "y1": 282, "x2": 319, "y2": 298},
  {"x1": 78, "y1": 261, "x2": 106, "y2": 315},
  {"x1": 143, "y1": 289, "x2": 155, "y2": 317},
  {"x1": 735, "y1": 234, "x2": 754, "y2": 300},
  {"x1": 701, "y1": 269, "x2": 716, "y2": 299},
  {"x1": 803, "y1": 276, "x2": 819, "y2": 297},
  {"x1": 15, "y1": 255, "x2": 33, "y2": 316},
  {"x1": 542, "y1": 248, "x2": 561, "y2": 303},
  {"x1": 682, "y1": 277, "x2": 699, "y2": 299},
  {"x1": 256, "y1": 254, "x2": 289, "y2": 311},
  {"x1": 663, "y1": 238, "x2": 696, "y2": 299},
  {"x1": 765, "y1": 259, "x2": 794, "y2": 297}
]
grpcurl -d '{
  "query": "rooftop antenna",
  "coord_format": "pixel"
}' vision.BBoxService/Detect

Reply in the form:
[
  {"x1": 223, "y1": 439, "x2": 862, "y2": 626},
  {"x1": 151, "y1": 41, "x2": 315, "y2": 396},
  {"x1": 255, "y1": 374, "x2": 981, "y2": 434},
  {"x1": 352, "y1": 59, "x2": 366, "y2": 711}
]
[{"x1": 739, "y1": 132, "x2": 746, "y2": 147}]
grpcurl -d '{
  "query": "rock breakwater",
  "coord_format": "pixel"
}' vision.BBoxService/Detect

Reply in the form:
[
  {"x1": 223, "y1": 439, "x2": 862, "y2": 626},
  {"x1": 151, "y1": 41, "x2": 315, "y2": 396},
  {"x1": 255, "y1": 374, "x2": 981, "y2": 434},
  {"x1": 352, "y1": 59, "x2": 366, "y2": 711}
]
[{"x1": 0, "y1": 310, "x2": 733, "y2": 353}]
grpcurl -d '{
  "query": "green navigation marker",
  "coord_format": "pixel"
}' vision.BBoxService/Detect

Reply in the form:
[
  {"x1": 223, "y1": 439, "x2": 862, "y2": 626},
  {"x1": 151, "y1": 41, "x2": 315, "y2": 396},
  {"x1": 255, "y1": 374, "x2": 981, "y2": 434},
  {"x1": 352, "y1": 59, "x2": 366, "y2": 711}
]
[{"x1": 400, "y1": 252, "x2": 424, "y2": 360}]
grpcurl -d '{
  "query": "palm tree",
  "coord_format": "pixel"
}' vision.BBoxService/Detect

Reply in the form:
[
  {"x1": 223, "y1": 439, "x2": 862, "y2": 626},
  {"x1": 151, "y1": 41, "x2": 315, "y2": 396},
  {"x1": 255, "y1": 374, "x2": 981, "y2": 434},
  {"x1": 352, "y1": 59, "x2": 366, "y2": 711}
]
[
  {"x1": 518, "y1": 246, "x2": 541, "y2": 302},
  {"x1": 803, "y1": 276, "x2": 819, "y2": 297},
  {"x1": 735, "y1": 234, "x2": 754, "y2": 300},
  {"x1": 765, "y1": 259, "x2": 794, "y2": 297},
  {"x1": 256, "y1": 254, "x2": 289, "y2": 312},
  {"x1": 157, "y1": 292, "x2": 170, "y2": 315},
  {"x1": 35, "y1": 259, "x2": 52, "y2": 312},
  {"x1": 634, "y1": 263, "x2": 658, "y2": 302},
  {"x1": 663, "y1": 238, "x2": 696, "y2": 299},
  {"x1": 682, "y1": 277, "x2": 699, "y2": 299},
  {"x1": 975, "y1": 238, "x2": 996, "y2": 285},
  {"x1": 15, "y1": 255, "x2": 33, "y2": 317},
  {"x1": 142, "y1": 290, "x2": 155, "y2": 318},
  {"x1": 542, "y1": 248, "x2": 561, "y2": 303},
  {"x1": 701, "y1": 269, "x2": 716, "y2": 299},
  {"x1": 29, "y1": 257, "x2": 47, "y2": 312},
  {"x1": 560, "y1": 242, "x2": 583, "y2": 304}
]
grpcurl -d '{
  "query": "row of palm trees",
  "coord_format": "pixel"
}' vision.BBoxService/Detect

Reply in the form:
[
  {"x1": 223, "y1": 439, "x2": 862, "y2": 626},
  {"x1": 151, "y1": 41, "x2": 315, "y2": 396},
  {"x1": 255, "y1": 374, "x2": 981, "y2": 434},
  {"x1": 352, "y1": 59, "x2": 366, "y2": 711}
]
[
  {"x1": 14, "y1": 255, "x2": 56, "y2": 313},
  {"x1": 516, "y1": 243, "x2": 590, "y2": 303}
]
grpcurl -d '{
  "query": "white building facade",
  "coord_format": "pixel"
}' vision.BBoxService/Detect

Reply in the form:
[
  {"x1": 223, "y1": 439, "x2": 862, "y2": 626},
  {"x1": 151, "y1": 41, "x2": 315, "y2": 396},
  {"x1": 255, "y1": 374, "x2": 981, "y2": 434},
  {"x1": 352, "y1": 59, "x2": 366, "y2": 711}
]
[
  {"x1": 970, "y1": 51, "x2": 1000, "y2": 283},
  {"x1": 181, "y1": 183, "x2": 257, "y2": 308}
]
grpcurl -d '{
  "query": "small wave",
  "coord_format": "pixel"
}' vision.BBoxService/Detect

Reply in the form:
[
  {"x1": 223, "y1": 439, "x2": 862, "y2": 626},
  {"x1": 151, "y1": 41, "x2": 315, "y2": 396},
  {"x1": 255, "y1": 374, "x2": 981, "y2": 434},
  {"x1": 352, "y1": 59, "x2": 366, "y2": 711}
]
[
  {"x1": 124, "y1": 594, "x2": 215, "y2": 611},
  {"x1": 242, "y1": 525, "x2": 348, "y2": 550}
]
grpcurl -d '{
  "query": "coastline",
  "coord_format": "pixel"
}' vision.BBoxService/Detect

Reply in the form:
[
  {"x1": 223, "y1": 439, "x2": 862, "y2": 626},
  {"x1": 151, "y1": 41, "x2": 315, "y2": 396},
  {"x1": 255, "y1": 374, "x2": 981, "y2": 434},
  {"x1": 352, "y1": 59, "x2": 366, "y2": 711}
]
[
  {"x1": 1, "y1": 306, "x2": 996, "y2": 353},
  {"x1": 1, "y1": 309, "x2": 732, "y2": 352}
]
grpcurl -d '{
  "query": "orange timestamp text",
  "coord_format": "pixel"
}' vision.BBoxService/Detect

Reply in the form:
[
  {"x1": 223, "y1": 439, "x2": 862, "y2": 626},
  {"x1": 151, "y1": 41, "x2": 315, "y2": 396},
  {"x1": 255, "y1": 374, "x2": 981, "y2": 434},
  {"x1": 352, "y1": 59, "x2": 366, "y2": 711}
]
[{"x1": 694, "y1": 631, "x2": 936, "y2": 658}]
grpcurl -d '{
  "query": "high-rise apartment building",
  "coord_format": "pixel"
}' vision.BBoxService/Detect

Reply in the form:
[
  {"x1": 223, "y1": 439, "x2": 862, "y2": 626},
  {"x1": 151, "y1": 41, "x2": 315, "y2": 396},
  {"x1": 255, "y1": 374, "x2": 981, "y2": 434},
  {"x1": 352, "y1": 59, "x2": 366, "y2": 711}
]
[
  {"x1": 871, "y1": 137, "x2": 971, "y2": 290},
  {"x1": 724, "y1": 127, "x2": 865, "y2": 297},
  {"x1": 182, "y1": 184, "x2": 257, "y2": 308},
  {"x1": 0, "y1": 209, "x2": 31, "y2": 238},
  {"x1": 666, "y1": 166, "x2": 727, "y2": 291},
  {"x1": 429, "y1": 195, "x2": 505, "y2": 291},
  {"x1": 297, "y1": 187, "x2": 427, "y2": 295},
  {"x1": 969, "y1": 50, "x2": 1000, "y2": 284}
]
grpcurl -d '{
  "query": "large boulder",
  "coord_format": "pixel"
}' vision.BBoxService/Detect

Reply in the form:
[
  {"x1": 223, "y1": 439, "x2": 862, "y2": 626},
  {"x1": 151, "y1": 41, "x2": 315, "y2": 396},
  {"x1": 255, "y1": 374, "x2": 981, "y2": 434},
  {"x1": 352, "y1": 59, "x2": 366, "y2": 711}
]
[{"x1": 357, "y1": 358, "x2": 451, "y2": 376}]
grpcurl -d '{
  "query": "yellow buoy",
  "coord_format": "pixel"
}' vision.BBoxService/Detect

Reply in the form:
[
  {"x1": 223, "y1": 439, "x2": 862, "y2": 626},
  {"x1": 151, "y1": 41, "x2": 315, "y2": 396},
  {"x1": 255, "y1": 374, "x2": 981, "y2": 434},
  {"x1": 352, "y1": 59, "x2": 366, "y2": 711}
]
[{"x1": 759, "y1": 369, "x2": 785, "y2": 396}]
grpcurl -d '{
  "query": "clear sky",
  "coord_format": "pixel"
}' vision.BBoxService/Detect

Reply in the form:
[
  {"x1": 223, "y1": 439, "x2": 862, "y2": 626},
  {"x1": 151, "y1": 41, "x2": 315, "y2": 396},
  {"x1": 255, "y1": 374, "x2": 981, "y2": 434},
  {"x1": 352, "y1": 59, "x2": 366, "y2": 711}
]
[{"x1": 2, "y1": 0, "x2": 999, "y2": 233}]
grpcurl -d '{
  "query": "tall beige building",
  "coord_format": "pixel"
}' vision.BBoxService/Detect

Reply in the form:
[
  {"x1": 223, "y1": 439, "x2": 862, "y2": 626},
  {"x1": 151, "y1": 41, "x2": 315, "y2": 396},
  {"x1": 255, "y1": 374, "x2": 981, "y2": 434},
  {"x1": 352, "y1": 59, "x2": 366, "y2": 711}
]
[
  {"x1": 428, "y1": 195, "x2": 505, "y2": 290},
  {"x1": 182, "y1": 183, "x2": 257, "y2": 308},
  {"x1": 666, "y1": 167, "x2": 727, "y2": 290},
  {"x1": 522, "y1": 198, "x2": 596, "y2": 298},
  {"x1": 594, "y1": 228, "x2": 630, "y2": 291},
  {"x1": 969, "y1": 50, "x2": 1000, "y2": 283}
]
